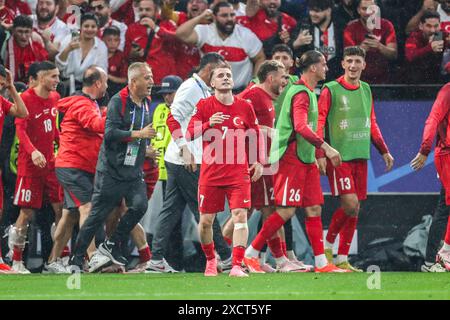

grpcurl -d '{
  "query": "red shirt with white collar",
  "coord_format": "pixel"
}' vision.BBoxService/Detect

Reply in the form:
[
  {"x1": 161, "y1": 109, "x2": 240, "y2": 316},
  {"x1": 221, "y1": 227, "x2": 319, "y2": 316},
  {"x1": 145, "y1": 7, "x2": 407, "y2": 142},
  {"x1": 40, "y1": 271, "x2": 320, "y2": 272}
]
[{"x1": 6, "y1": 39, "x2": 48, "y2": 82}]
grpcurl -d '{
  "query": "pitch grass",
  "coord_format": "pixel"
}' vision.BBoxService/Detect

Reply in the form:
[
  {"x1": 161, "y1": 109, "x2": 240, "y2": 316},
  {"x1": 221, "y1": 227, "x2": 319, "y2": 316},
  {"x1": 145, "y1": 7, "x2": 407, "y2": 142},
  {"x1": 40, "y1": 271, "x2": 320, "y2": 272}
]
[{"x1": 0, "y1": 272, "x2": 449, "y2": 300}]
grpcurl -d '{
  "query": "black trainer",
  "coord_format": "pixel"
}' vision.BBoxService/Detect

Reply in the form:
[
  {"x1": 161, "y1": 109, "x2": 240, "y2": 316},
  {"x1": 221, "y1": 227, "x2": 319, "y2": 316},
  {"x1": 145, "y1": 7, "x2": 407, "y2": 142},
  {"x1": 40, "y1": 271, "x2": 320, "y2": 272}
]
[
  {"x1": 98, "y1": 241, "x2": 127, "y2": 266},
  {"x1": 68, "y1": 255, "x2": 85, "y2": 273}
]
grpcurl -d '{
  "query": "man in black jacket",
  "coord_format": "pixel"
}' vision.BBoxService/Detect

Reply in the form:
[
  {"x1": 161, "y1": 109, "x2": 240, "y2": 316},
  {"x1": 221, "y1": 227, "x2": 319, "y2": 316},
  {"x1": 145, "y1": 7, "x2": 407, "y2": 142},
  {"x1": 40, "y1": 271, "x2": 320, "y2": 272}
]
[{"x1": 69, "y1": 62, "x2": 156, "y2": 271}]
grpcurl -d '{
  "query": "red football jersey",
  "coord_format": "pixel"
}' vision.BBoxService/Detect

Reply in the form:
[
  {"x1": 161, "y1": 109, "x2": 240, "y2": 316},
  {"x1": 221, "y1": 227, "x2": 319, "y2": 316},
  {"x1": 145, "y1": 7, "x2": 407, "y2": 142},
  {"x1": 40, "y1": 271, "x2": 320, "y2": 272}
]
[
  {"x1": 0, "y1": 96, "x2": 13, "y2": 144},
  {"x1": 108, "y1": 50, "x2": 128, "y2": 78},
  {"x1": 187, "y1": 96, "x2": 260, "y2": 186},
  {"x1": 15, "y1": 88, "x2": 60, "y2": 177}
]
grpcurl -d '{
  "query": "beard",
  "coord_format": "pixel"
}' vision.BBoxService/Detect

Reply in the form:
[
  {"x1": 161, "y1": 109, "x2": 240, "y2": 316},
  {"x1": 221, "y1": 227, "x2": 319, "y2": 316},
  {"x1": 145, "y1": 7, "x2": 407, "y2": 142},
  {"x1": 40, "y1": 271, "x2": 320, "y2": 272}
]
[
  {"x1": 37, "y1": 9, "x2": 55, "y2": 23},
  {"x1": 216, "y1": 21, "x2": 235, "y2": 35},
  {"x1": 97, "y1": 14, "x2": 109, "y2": 27}
]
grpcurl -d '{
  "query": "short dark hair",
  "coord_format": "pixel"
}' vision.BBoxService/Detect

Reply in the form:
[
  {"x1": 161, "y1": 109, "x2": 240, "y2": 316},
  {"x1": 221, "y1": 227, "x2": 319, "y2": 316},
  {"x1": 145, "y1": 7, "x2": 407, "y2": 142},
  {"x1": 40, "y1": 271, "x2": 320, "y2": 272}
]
[
  {"x1": 257, "y1": 60, "x2": 284, "y2": 83},
  {"x1": 212, "y1": 1, "x2": 233, "y2": 15},
  {"x1": 28, "y1": 62, "x2": 42, "y2": 80},
  {"x1": 199, "y1": 52, "x2": 226, "y2": 71},
  {"x1": 271, "y1": 44, "x2": 293, "y2": 58},
  {"x1": 103, "y1": 25, "x2": 120, "y2": 37},
  {"x1": 89, "y1": 0, "x2": 110, "y2": 5},
  {"x1": 296, "y1": 50, "x2": 324, "y2": 72},
  {"x1": 355, "y1": 0, "x2": 377, "y2": 9},
  {"x1": 38, "y1": 61, "x2": 57, "y2": 73},
  {"x1": 83, "y1": 65, "x2": 104, "y2": 87},
  {"x1": 80, "y1": 12, "x2": 99, "y2": 27},
  {"x1": 308, "y1": 0, "x2": 333, "y2": 11},
  {"x1": 420, "y1": 10, "x2": 440, "y2": 23},
  {"x1": 343, "y1": 46, "x2": 366, "y2": 59},
  {"x1": 13, "y1": 15, "x2": 33, "y2": 29}
]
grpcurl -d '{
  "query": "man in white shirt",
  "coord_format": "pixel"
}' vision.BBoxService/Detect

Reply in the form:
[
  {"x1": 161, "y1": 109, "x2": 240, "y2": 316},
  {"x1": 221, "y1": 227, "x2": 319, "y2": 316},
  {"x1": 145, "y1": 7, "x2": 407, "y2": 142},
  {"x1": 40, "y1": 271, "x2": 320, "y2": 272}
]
[
  {"x1": 176, "y1": 1, "x2": 265, "y2": 91},
  {"x1": 89, "y1": 0, "x2": 127, "y2": 50},
  {"x1": 146, "y1": 53, "x2": 232, "y2": 273},
  {"x1": 33, "y1": 0, "x2": 71, "y2": 60}
]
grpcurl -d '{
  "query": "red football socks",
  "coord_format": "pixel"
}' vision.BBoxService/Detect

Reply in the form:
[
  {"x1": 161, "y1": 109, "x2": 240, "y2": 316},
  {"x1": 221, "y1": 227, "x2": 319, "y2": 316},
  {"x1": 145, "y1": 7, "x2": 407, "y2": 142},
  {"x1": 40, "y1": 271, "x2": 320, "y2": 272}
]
[
  {"x1": 338, "y1": 216, "x2": 358, "y2": 255},
  {"x1": 444, "y1": 216, "x2": 450, "y2": 245},
  {"x1": 232, "y1": 246, "x2": 245, "y2": 267},
  {"x1": 138, "y1": 245, "x2": 152, "y2": 263},
  {"x1": 305, "y1": 216, "x2": 325, "y2": 256},
  {"x1": 201, "y1": 242, "x2": 216, "y2": 261},
  {"x1": 251, "y1": 212, "x2": 285, "y2": 251},
  {"x1": 267, "y1": 237, "x2": 284, "y2": 258},
  {"x1": 12, "y1": 246, "x2": 22, "y2": 262},
  {"x1": 326, "y1": 207, "x2": 348, "y2": 244}
]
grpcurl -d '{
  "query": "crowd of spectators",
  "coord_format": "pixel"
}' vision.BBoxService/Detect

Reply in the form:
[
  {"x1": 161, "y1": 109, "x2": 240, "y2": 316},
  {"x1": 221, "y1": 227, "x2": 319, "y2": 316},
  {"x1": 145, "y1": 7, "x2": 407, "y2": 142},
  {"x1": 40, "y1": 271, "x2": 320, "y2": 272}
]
[{"x1": 0, "y1": 0, "x2": 448, "y2": 100}]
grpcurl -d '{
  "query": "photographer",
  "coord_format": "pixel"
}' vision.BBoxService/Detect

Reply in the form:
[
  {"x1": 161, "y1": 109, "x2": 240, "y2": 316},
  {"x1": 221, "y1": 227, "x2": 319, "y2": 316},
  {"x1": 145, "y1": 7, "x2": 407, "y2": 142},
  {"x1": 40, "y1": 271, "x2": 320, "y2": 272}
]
[
  {"x1": 404, "y1": 10, "x2": 448, "y2": 83},
  {"x1": 124, "y1": 0, "x2": 178, "y2": 85}
]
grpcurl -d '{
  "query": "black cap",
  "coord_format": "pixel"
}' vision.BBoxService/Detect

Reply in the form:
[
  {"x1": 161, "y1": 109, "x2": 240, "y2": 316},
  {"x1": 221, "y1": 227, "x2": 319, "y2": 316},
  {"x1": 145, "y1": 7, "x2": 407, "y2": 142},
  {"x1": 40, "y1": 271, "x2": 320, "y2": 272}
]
[{"x1": 157, "y1": 75, "x2": 183, "y2": 94}]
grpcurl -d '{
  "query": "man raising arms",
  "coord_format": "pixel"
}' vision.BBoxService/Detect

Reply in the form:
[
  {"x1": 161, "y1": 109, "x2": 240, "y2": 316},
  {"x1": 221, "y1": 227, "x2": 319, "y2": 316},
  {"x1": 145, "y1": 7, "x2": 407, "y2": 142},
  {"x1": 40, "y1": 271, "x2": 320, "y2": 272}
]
[
  {"x1": 186, "y1": 64, "x2": 263, "y2": 277},
  {"x1": 318, "y1": 46, "x2": 394, "y2": 272}
]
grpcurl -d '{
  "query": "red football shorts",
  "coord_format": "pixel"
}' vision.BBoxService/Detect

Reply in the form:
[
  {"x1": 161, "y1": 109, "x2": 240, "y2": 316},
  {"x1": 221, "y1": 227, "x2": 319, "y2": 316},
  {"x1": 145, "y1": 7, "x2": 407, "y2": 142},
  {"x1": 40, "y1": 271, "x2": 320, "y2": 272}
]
[
  {"x1": 14, "y1": 172, "x2": 63, "y2": 209},
  {"x1": 435, "y1": 153, "x2": 450, "y2": 205},
  {"x1": 251, "y1": 174, "x2": 274, "y2": 209},
  {"x1": 326, "y1": 159, "x2": 368, "y2": 201},
  {"x1": 273, "y1": 158, "x2": 323, "y2": 207},
  {"x1": 198, "y1": 183, "x2": 251, "y2": 214}
]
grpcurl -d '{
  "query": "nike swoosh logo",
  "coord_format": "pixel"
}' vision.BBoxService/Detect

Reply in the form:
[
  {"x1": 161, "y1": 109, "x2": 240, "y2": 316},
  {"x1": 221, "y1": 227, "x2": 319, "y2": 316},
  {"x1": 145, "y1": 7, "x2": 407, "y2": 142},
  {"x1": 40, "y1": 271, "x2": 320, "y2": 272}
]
[
  {"x1": 243, "y1": 200, "x2": 250, "y2": 203},
  {"x1": 268, "y1": 108, "x2": 273, "y2": 112},
  {"x1": 35, "y1": 113, "x2": 43, "y2": 119}
]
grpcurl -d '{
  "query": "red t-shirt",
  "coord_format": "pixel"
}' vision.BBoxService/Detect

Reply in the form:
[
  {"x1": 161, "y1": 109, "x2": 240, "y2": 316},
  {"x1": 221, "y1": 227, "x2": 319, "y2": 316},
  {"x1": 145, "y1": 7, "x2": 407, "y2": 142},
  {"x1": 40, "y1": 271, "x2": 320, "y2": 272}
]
[
  {"x1": 420, "y1": 82, "x2": 450, "y2": 156},
  {"x1": 124, "y1": 20, "x2": 177, "y2": 84},
  {"x1": 108, "y1": 50, "x2": 128, "y2": 78},
  {"x1": 187, "y1": 96, "x2": 260, "y2": 186},
  {"x1": 237, "y1": 9, "x2": 296, "y2": 41},
  {"x1": 0, "y1": 96, "x2": 13, "y2": 144},
  {"x1": 0, "y1": 6, "x2": 15, "y2": 25},
  {"x1": 6, "y1": 0, "x2": 31, "y2": 16},
  {"x1": 404, "y1": 31, "x2": 444, "y2": 84},
  {"x1": 316, "y1": 76, "x2": 389, "y2": 158},
  {"x1": 111, "y1": 0, "x2": 135, "y2": 25},
  {"x1": 6, "y1": 39, "x2": 48, "y2": 82},
  {"x1": 174, "y1": 41, "x2": 200, "y2": 80},
  {"x1": 343, "y1": 18, "x2": 397, "y2": 84},
  {"x1": 15, "y1": 89, "x2": 60, "y2": 177}
]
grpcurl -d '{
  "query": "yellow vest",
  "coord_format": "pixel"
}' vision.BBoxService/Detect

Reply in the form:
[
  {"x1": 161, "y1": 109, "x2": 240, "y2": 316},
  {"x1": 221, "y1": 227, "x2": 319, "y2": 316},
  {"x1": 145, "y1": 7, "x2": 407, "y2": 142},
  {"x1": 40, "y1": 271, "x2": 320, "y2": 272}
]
[{"x1": 151, "y1": 103, "x2": 171, "y2": 180}]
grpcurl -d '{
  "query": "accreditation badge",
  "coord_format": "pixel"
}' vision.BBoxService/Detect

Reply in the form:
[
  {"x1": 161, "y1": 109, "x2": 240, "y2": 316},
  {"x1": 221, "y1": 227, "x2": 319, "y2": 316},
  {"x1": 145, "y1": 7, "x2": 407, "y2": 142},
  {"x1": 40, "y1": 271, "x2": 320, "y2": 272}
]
[{"x1": 124, "y1": 141, "x2": 140, "y2": 166}]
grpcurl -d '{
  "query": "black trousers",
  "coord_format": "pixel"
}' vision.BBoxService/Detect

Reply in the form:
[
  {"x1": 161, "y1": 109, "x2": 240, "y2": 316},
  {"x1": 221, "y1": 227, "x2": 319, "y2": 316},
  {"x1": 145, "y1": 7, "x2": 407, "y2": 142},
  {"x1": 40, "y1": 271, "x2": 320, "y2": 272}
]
[
  {"x1": 72, "y1": 170, "x2": 148, "y2": 258},
  {"x1": 425, "y1": 187, "x2": 450, "y2": 262},
  {"x1": 151, "y1": 162, "x2": 231, "y2": 261}
]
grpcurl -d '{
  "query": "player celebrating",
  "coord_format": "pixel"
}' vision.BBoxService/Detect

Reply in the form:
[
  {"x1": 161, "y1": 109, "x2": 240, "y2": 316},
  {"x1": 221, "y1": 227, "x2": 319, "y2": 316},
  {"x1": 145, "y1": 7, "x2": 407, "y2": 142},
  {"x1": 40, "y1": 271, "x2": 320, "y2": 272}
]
[
  {"x1": 244, "y1": 50, "x2": 346, "y2": 273},
  {"x1": 9, "y1": 61, "x2": 63, "y2": 274},
  {"x1": 186, "y1": 64, "x2": 263, "y2": 277},
  {"x1": 317, "y1": 46, "x2": 394, "y2": 272},
  {"x1": 411, "y1": 82, "x2": 450, "y2": 271},
  {"x1": 0, "y1": 65, "x2": 28, "y2": 273}
]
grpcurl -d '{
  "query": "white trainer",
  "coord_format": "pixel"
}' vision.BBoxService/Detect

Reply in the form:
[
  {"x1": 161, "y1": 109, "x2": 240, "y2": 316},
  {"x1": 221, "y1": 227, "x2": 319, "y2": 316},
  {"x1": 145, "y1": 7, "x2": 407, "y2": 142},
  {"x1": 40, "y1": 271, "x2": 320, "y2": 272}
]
[
  {"x1": 88, "y1": 251, "x2": 113, "y2": 273},
  {"x1": 43, "y1": 259, "x2": 70, "y2": 274},
  {"x1": 421, "y1": 262, "x2": 446, "y2": 272},
  {"x1": 436, "y1": 249, "x2": 450, "y2": 271},
  {"x1": 12, "y1": 261, "x2": 31, "y2": 274},
  {"x1": 145, "y1": 258, "x2": 178, "y2": 273}
]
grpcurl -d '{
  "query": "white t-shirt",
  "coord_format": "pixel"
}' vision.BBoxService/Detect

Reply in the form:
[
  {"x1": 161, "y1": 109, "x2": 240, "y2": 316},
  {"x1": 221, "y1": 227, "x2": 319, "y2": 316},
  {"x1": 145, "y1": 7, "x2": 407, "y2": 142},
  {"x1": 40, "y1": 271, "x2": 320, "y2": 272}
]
[
  {"x1": 33, "y1": 17, "x2": 71, "y2": 47},
  {"x1": 194, "y1": 23, "x2": 262, "y2": 89}
]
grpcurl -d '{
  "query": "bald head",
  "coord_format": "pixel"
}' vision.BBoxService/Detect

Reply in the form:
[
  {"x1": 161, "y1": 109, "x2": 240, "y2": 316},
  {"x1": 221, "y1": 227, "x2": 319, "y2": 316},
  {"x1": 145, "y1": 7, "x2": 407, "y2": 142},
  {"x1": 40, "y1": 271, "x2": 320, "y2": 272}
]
[{"x1": 82, "y1": 65, "x2": 108, "y2": 99}]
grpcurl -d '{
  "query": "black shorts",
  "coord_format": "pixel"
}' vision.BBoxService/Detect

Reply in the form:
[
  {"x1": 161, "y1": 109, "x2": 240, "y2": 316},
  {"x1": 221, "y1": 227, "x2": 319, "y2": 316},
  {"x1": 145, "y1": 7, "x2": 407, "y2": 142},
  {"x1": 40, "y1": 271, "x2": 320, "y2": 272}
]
[{"x1": 55, "y1": 168, "x2": 95, "y2": 209}]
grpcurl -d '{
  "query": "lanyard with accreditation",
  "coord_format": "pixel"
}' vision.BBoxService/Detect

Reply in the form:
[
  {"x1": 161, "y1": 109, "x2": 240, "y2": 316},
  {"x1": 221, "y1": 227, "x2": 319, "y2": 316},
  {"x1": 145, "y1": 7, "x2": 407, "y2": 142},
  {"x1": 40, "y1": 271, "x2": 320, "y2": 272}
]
[{"x1": 124, "y1": 101, "x2": 148, "y2": 166}]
